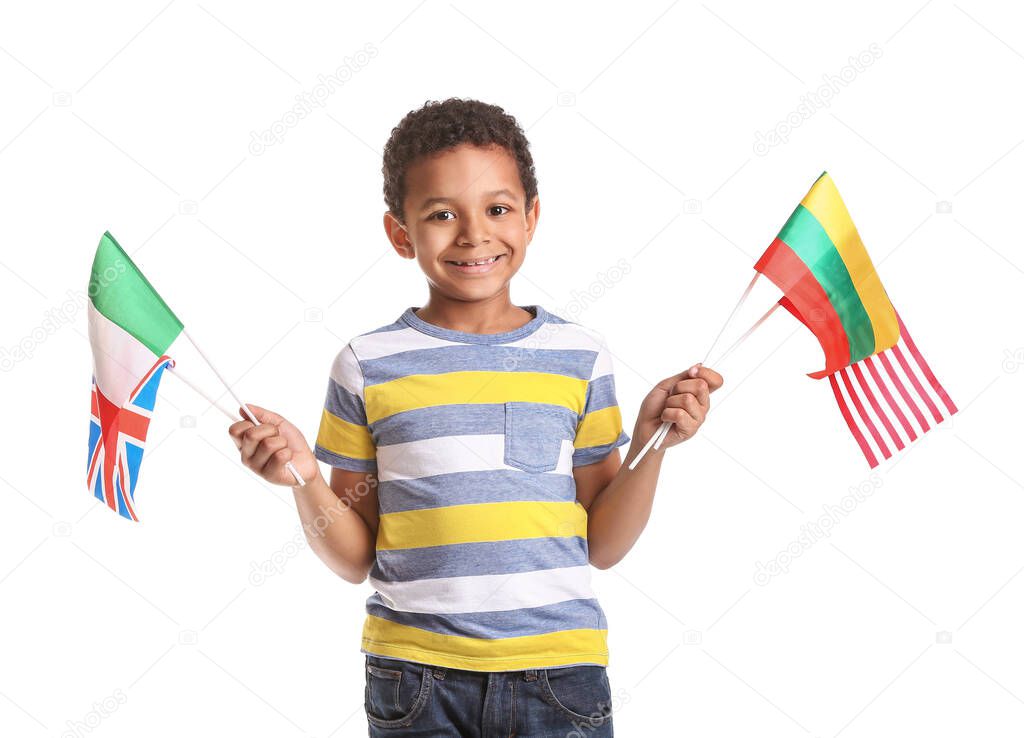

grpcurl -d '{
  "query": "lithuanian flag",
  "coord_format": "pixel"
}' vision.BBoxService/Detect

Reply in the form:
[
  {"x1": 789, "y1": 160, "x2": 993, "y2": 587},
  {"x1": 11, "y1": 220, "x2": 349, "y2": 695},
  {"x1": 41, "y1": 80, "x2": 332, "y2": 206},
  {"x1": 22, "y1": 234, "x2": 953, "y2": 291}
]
[{"x1": 755, "y1": 173, "x2": 957, "y2": 468}]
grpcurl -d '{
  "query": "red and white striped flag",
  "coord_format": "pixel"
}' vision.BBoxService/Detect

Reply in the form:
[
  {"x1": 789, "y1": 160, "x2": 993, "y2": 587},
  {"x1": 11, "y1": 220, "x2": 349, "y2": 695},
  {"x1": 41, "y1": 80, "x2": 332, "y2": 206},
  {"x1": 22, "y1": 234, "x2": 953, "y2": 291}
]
[{"x1": 826, "y1": 312, "x2": 958, "y2": 468}]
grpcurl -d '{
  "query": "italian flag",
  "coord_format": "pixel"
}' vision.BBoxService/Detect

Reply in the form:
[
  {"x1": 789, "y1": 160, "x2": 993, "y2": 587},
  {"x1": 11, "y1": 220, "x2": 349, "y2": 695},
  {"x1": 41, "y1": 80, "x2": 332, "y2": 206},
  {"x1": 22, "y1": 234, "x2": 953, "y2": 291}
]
[{"x1": 87, "y1": 232, "x2": 183, "y2": 520}]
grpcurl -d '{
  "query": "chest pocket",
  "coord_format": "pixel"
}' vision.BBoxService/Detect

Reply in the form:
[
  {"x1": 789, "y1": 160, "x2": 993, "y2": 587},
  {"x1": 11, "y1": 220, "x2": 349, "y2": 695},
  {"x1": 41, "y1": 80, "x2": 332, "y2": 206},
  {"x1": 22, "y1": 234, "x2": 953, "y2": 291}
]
[{"x1": 503, "y1": 401, "x2": 571, "y2": 473}]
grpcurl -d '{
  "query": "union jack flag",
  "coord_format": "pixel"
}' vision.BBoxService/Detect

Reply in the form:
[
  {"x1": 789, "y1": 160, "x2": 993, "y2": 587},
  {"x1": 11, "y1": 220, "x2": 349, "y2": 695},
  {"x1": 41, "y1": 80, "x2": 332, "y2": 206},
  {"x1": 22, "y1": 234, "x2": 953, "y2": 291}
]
[{"x1": 87, "y1": 355, "x2": 175, "y2": 521}]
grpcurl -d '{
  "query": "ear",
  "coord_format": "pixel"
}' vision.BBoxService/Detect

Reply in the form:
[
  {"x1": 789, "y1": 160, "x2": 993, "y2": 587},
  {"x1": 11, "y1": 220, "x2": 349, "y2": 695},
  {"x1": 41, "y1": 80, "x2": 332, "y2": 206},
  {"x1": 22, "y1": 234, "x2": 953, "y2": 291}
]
[
  {"x1": 383, "y1": 211, "x2": 415, "y2": 259},
  {"x1": 524, "y1": 196, "x2": 540, "y2": 245}
]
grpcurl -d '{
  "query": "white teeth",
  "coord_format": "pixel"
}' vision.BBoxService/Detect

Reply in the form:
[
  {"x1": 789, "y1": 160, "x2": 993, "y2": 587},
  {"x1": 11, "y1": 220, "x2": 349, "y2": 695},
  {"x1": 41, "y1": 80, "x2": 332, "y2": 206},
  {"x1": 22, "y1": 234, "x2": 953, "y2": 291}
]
[{"x1": 452, "y1": 256, "x2": 499, "y2": 266}]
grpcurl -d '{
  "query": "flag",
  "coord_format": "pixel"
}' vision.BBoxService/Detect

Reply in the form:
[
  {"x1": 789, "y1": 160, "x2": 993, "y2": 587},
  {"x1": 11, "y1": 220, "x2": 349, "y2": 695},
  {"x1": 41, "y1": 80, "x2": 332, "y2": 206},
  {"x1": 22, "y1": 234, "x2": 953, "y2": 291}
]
[
  {"x1": 87, "y1": 232, "x2": 183, "y2": 520},
  {"x1": 754, "y1": 172, "x2": 957, "y2": 467}
]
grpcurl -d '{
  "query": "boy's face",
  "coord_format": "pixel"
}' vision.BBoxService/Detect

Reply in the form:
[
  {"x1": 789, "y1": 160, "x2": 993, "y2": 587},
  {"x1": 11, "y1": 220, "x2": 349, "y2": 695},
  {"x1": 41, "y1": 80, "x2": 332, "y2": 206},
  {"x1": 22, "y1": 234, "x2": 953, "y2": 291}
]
[{"x1": 385, "y1": 143, "x2": 539, "y2": 302}]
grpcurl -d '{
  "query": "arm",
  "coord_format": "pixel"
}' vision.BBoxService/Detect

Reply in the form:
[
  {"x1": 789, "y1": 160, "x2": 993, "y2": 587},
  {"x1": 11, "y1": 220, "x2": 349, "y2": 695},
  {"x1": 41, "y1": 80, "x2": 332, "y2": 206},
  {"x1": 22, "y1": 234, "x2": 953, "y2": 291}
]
[
  {"x1": 289, "y1": 466, "x2": 379, "y2": 584},
  {"x1": 576, "y1": 364, "x2": 723, "y2": 569},
  {"x1": 229, "y1": 404, "x2": 378, "y2": 584}
]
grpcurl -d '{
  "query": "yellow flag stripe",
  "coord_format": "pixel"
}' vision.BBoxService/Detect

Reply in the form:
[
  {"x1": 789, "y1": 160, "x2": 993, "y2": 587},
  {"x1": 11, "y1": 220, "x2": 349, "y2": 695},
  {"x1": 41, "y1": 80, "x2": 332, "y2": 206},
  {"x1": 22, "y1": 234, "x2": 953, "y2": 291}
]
[
  {"x1": 800, "y1": 174, "x2": 899, "y2": 352},
  {"x1": 362, "y1": 615, "x2": 608, "y2": 670},
  {"x1": 315, "y1": 409, "x2": 376, "y2": 460},
  {"x1": 364, "y1": 371, "x2": 587, "y2": 425},
  {"x1": 377, "y1": 500, "x2": 588, "y2": 551}
]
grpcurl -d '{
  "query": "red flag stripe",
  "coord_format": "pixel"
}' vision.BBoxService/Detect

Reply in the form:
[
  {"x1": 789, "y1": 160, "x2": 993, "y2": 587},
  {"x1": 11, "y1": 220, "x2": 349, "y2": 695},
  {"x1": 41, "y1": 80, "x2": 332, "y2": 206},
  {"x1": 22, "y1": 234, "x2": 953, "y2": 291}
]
[
  {"x1": 863, "y1": 355, "x2": 918, "y2": 442},
  {"x1": 840, "y1": 368, "x2": 891, "y2": 460},
  {"x1": 851, "y1": 362, "x2": 905, "y2": 451},
  {"x1": 891, "y1": 345, "x2": 943, "y2": 424},
  {"x1": 894, "y1": 313, "x2": 958, "y2": 416},
  {"x1": 877, "y1": 350, "x2": 930, "y2": 433},
  {"x1": 830, "y1": 374, "x2": 878, "y2": 468}
]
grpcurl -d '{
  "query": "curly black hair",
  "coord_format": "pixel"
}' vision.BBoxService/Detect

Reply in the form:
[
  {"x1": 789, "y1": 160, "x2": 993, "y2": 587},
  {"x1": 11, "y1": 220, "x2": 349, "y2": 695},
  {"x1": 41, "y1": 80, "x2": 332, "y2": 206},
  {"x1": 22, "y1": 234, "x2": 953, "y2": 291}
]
[{"x1": 382, "y1": 98, "x2": 538, "y2": 224}]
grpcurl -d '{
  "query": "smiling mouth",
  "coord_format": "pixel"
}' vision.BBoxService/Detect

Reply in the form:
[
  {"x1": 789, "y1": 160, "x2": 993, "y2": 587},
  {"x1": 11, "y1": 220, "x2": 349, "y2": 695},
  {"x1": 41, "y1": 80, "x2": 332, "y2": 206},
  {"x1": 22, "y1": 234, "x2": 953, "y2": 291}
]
[{"x1": 444, "y1": 254, "x2": 504, "y2": 266}]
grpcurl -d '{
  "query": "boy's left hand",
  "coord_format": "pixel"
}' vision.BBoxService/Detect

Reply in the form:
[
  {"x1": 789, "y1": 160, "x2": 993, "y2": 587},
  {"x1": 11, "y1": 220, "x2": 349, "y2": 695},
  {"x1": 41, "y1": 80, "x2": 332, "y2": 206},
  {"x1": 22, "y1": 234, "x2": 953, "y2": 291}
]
[{"x1": 635, "y1": 364, "x2": 724, "y2": 450}]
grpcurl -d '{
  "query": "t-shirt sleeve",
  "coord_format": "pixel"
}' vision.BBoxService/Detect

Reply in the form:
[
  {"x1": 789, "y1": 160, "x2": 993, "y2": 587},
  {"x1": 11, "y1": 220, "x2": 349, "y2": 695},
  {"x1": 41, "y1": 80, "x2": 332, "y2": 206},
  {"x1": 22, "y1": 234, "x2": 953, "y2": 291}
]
[
  {"x1": 313, "y1": 342, "x2": 378, "y2": 473},
  {"x1": 573, "y1": 337, "x2": 631, "y2": 467}
]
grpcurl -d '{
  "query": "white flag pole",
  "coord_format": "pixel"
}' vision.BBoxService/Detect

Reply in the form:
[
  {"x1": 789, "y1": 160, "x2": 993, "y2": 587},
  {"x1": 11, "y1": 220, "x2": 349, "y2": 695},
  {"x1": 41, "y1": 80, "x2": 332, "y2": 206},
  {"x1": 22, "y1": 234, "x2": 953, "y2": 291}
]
[
  {"x1": 649, "y1": 299, "x2": 780, "y2": 453},
  {"x1": 181, "y1": 328, "x2": 306, "y2": 486},
  {"x1": 167, "y1": 365, "x2": 237, "y2": 421},
  {"x1": 628, "y1": 273, "x2": 761, "y2": 471},
  {"x1": 647, "y1": 298, "x2": 782, "y2": 454}
]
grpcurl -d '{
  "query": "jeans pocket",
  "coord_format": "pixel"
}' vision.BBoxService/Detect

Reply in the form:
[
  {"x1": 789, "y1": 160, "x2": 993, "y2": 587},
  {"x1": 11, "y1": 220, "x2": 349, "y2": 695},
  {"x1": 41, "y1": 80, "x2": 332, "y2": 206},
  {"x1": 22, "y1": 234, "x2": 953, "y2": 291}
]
[
  {"x1": 540, "y1": 665, "x2": 614, "y2": 727},
  {"x1": 504, "y1": 401, "x2": 567, "y2": 473},
  {"x1": 364, "y1": 655, "x2": 433, "y2": 728}
]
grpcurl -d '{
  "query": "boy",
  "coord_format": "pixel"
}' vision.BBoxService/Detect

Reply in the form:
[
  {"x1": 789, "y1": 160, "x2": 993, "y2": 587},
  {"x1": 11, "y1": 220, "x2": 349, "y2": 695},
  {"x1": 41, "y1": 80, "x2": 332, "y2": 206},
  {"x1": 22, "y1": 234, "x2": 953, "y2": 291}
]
[{"x1": 229, "y1": 98, "x2": 722, "y2": 736}]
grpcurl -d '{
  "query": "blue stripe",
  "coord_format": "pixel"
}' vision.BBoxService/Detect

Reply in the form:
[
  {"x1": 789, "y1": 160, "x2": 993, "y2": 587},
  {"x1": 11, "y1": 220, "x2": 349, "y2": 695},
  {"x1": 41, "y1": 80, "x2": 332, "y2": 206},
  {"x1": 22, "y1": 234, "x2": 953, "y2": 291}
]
[
  {"x1": 372, "y1": 537, "x2": 589, "y2": 582},
  {"x1": 124, "y1": 442, "x2": 143, "y2": 495},
  {"x1": 361, "y1": 320, "x2": 407, "y2": 336},
  {"x1": 572, "y1": 431, "x2": 631, "y2": 466},
  {"x1": 373, "y1": 403, "x2": 577, "y2": 448},
  {"x1": 378, "y1": 469, "x2": 576, "y2": 514},
  {"x1": 132, "y1": 361, "x2": 170, "y2": 411},
  {"x1": 87, "y1": 420, "x2": 101, "y2": 472},
  {"x1": 314, "y1": 444, "x2": 377, "y2": 472},
  {"x1": 323, "y1": 378, "x2": 367, "y2": 425},
  {"x1": 365, "y1": 596, "x2": 607, "y2": 639},
  {"x1": 360, "y1": 345, "x2": 595, "y2": 386},
  {"x1": 584, "y1": 374, "x2": 618, "y2": 414}
]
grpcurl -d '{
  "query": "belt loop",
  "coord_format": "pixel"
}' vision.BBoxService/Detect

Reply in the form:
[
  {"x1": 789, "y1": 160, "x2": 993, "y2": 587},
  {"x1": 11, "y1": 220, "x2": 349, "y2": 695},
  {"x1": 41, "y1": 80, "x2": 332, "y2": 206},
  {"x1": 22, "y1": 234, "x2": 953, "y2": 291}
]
[
  {"x1": 523, "y1": 668, "x2": 538, "y2": 682},
  {"x1": 432, "y1": 666, "x2": 447, "y2": 680}
]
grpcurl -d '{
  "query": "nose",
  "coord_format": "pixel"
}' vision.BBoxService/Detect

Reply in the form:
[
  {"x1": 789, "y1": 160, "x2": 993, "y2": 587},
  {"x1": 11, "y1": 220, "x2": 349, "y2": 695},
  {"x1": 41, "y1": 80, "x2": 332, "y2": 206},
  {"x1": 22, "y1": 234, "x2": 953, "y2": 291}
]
[{"x1": 457, "y1": 210, "x2": 490, "y2": 247}]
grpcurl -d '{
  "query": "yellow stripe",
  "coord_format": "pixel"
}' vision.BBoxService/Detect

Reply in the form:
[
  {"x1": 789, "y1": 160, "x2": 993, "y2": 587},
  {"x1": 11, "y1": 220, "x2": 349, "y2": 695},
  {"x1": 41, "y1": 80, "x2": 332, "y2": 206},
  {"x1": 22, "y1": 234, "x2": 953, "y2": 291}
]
[
  {"x1": 315, "y1": 409, "x2": 376, "y2": 460},
  {"x1": 574, "y1": 404, "x2": 624, "y2": 449},
  {"x1": 800, "y1": 173, "x2": 899, "y2": 352},
  {"x1": 364, "y1": 371, "x2": 587, "y2": 425},
  {"x1": 377, "y1": 500, "x2": 588, "y2": 551},
  {"x1": 362, "y1": 615, "x2": 608, "y2": 670}
]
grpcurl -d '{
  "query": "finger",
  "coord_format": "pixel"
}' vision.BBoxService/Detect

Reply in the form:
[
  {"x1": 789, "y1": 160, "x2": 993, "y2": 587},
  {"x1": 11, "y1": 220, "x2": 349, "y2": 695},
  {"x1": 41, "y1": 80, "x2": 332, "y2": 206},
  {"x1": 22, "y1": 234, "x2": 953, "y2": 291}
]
[
  {"x1": 661, "y1": 407, "x2": 699, "y2": 438},
  {"x1": 228, "y1": 420, "x2": 254, "y2": 446},
  {"x1": 240, "y1": 423, "x2": 279, "y2": 460},
  {"x1": 654, "y1": 364, "x2": 701, "y2": 394},
  {"x1": 694, "y1": 365, "x2": 724, "y2": 392},
  {"x1": 679, "y1": 393, "x2": 703, "y2": 422},
  {"x1": 672, "y1": 378, "x2": 710, "y2": 406},
  {"x1": 238, "y1": 403, "x2": 285, "y2": 425},
  {"x1": 260, "y1": 447, "x2": 293, "y2": 479},
  {"x1": 251, "y1": 434, "x2": 288, "y2": 471},
  {"x1": 665, "y1": 392, "x2": 703, "y2": 418}
]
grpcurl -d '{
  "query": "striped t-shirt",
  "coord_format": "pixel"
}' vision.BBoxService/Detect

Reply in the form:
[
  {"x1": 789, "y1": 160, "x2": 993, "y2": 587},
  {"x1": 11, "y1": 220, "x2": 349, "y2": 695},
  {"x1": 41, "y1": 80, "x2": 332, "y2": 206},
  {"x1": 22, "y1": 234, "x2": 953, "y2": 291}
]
[{"x1": 313, "y1": 304, "x2": 631, "y2": 672}]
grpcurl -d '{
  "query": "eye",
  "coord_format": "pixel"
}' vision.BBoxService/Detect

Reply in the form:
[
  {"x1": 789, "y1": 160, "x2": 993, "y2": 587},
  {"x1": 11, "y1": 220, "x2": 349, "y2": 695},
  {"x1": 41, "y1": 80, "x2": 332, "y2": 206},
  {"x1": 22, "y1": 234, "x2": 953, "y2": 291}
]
[
  {"x1": 489, "y1": 205, "x2": 511, "y2": 216},
  {"x1": 429, "y1": 210, "x2": 455, "y2": 222}
]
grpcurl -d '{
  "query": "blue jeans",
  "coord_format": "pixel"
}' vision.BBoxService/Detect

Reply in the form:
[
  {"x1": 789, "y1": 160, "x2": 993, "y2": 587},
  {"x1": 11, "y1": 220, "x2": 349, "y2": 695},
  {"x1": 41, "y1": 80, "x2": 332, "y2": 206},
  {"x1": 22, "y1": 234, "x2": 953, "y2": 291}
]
[{"x1": 364, "y1": 654, "x2": 614, "y2": 737}]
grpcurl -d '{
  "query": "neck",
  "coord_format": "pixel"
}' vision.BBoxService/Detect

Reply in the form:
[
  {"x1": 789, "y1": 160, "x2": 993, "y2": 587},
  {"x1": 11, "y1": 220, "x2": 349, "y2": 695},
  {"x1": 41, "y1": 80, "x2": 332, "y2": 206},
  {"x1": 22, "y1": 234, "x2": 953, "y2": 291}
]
[{"x1": 415, "y1": 288, "x2": 533, "y2": 334}]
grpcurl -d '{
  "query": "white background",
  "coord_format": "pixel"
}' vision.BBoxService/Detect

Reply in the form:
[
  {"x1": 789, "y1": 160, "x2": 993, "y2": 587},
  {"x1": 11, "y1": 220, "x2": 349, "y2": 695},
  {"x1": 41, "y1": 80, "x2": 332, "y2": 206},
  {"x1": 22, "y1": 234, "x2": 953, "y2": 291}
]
[{"x1": 1, "y1": 1, "x2": 1022, "y2": 736}]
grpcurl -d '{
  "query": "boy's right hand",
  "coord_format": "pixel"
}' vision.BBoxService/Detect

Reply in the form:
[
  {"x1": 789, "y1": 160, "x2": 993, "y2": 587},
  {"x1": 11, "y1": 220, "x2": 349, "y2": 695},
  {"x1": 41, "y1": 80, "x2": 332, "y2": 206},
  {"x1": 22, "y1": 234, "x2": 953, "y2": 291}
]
[{"x1": 228, "y1": 404, "x2": 319, "y2": 487}]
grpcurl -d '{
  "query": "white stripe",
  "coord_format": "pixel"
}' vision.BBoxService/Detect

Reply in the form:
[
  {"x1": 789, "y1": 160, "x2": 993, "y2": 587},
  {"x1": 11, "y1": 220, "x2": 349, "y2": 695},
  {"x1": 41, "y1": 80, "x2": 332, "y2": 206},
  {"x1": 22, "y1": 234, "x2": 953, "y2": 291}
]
[
  {"x1": 882, "y1": 345, "x2": 937, "y2": 435},
  {"x1": 899, "y1": 344, "x2": 952, "y2": 422},
  {"x1": 849, "y1": 363, "x2": 904, "y2": 450},
  {"x1": 369, "y1": 564, "x2": 595, "y2": 614},
  {"x1": 329, "y1": 343, "x2": 364, "y2": 396},
  {"x1": 870, "y1": 350, "x2": 925, "y2": 445},
  {"x1": 88, "y1": 301, "x2": 164, "y2": 405},
  {"x1": 376, "y1": 434, "x2": 574, "y2": 482},
  {"x1": 867, "y1": 349, "x2": 923, "y2": 440},
  {"x1": 835, "y1": 368, "x2": 887, "y2": 462},
  {"x1": 590, "y1": 342, "x2": 615, "y2": 381},
  {"x1": 352, "y1": 321, "x2": 604, "y2": 361},
  {"x1": 858, "y1": 356, "x2": 913, "y2": 449}
]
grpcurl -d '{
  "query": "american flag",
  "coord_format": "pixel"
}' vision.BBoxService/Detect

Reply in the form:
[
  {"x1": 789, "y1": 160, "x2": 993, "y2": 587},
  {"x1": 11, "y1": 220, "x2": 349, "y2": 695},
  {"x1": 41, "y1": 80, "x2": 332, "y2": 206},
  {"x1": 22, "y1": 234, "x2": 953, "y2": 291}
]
[
  {"x1": 87, "y1": 355, "x2": 174, "y2": 521},
  {"x1": 825, "y1": 312, "x2": 958, "y2": 468}
]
